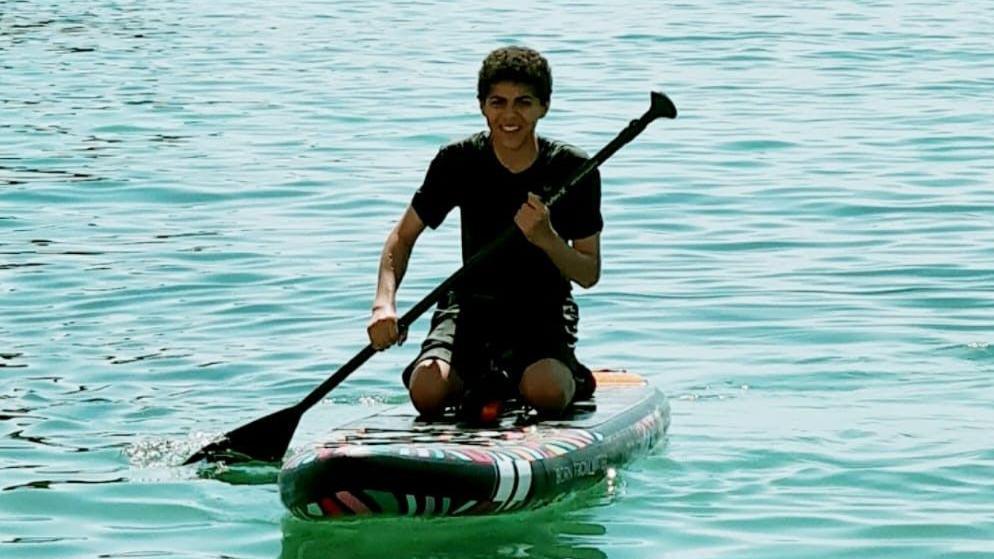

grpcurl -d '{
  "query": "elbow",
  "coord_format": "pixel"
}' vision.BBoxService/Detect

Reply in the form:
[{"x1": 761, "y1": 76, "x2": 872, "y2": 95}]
[
  {"x1": 575, "y1": 271, "x2": 600, "y2": 289},
  {"x1": 578, "y1": 259, "x2": 601, "y2": 289},
  {"x1": 568, "y1": 244, "x2": 600, "y2": 289}
]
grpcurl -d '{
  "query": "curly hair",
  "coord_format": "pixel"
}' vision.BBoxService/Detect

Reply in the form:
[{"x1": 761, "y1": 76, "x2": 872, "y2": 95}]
[{"x1": 477, "y1": 46, "x2": 553, "y2": 105}]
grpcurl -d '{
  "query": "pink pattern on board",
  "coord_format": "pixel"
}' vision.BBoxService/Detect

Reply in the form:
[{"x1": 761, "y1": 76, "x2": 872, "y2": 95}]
[{"x1": 336, "y1": 491, "x2": 370, "y2": 514}]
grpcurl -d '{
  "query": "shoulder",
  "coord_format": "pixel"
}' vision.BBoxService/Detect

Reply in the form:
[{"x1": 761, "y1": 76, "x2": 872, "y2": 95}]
[
  {"x1": 436, "y1": 131, "x2": 489, "y2": 160},
  {"x1": 539, "y1": 137, "x2": 595, "y2": 184},
  {"x1": 538, "y1": 136, "x2": 590, "y2": 161},
  {"x1": 540, "y1": 136, "x2": 591, "y2": 167}
]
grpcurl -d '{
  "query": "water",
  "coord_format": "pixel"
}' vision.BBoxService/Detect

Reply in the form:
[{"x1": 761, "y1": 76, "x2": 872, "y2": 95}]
[{"x1": 2, "y1": 0, "x2": 993, "y2": 557}]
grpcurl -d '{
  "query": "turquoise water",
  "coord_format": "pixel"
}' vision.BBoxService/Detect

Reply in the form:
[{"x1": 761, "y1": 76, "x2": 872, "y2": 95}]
[{"x1": 2, "y1": 0, "x2": 993, "y2": 557}]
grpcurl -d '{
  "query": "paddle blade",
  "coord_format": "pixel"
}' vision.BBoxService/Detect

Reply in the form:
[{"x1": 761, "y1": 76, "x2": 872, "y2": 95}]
[
  {"x1": 183, "y1": 405, "x2": 303, "y2": 465},
  {"x1": 650, "y1": 91, "x2": 678, "y2": 120}
]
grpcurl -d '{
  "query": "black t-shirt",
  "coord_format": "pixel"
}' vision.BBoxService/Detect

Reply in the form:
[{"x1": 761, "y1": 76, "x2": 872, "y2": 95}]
[{"x1": 411, "y1": 132, "x2": 602, "y2": 318}]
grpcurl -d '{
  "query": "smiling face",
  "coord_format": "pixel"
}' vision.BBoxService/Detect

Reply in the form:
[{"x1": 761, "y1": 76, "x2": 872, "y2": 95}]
[{"x1": 481, "y1": 81, "x2": 548, "y2": 154}]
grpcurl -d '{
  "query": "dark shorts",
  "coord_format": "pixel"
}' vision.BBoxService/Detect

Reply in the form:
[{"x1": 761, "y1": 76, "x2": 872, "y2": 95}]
[{"x1": 401, "y1": 292, "x2": 596, "y2": 402}]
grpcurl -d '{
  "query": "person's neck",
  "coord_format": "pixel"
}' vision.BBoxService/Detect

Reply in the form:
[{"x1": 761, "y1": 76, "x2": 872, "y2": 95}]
[{"x1": 492, "y1": 135, "x2": 539, "y2": 174}]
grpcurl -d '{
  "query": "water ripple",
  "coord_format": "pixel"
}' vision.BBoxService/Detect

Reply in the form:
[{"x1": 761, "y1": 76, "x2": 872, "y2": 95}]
[{"x1": 2, "y1": 0, "x2": 993, "y2": 557}]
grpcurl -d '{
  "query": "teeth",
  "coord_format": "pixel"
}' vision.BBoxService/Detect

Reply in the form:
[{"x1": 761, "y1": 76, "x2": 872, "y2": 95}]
[{"x1": 501, "y1": 125, "x2": 520, "y2": 132}]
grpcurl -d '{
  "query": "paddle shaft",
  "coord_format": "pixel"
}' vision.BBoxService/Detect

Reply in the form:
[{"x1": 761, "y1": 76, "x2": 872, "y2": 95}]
[{"x1": 297, "y1": 94, "x2": 672, "y2": 411}]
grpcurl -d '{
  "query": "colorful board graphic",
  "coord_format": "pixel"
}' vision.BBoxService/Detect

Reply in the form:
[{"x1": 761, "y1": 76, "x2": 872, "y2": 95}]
[{"x1": 279, "y1": 370, "x2": 669, "y2": 519}]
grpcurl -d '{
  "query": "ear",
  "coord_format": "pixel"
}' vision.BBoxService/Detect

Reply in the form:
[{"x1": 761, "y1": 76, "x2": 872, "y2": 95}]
[{"x1": 539, "y1": 101, "x2": 550, "y2": 119}]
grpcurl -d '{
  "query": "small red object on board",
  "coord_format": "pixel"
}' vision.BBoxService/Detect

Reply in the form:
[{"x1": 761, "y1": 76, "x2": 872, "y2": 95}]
[{"x1": 479, "y1": 400, "x2": 502, "y2": 423}]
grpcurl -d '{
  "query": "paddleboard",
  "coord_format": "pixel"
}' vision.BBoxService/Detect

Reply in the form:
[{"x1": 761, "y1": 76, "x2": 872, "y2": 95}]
[{"x1": 278, "y1": 369, "x2": 669, "y2": 519}]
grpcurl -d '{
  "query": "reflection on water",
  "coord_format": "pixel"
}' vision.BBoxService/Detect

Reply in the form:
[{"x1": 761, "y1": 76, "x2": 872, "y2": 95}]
[{"x1": 280, "y1": 501, "x2": 609, "y2": 559}]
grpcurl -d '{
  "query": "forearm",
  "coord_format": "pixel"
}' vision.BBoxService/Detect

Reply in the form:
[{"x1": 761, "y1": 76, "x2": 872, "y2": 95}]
[
  {"x1": 373, "y1": 229, "x2": 413, "y2": 309},
  {"x1": 536, "y1": 234, "x2": 600, "y2": 288},
  {"x1": 373, "y1": 205, "x2": 427, "y2": 311}
]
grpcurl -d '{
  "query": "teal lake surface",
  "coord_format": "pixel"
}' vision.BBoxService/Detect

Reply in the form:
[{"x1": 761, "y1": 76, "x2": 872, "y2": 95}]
[{"x1": 2, "y1": 1, "x2": 993, "y2": 557}]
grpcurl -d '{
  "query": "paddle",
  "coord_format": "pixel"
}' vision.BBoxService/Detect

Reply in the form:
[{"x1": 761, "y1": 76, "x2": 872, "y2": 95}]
[{"x1": 183, "y1": 91, "x2": 677, "y2": 465}]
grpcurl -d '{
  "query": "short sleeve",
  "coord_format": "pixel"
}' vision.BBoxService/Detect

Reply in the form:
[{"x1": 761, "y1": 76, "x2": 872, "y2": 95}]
[
  {"x1": 554, "y1": 165, "x2": 603, "y2": 240},
  {"x1": 410, "y1": 147, "x2": 458, "y2": 230}
]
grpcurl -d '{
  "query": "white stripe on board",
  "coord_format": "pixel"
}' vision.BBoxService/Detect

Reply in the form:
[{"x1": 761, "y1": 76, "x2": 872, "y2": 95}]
[
  {"x1": 493, "y1": 457, "x2": 515, "y2": 505},
  {"x1": 406, "y1": 494, "x2": 417, "y2": 515},
  {"x1": 424, "y1": 496, "x2": 435, "y2": 515},
  {"x1": 453, "y1": 500, "x2": 477, "y2": 515},
  {"x1": 508, "y1": 459, "x2": 532, "y2": 508}
]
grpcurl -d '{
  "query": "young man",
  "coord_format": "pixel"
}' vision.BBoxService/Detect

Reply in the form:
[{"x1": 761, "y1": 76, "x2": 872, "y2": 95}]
[{"x1": 367, "y1": 46, "x2": 602, "y2": 417}]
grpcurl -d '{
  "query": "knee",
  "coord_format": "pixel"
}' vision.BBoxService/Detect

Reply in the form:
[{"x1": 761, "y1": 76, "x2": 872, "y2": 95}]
[
  {"x1": 518, "y1": 358, "x2": 575, "y2": 415},
  {"x1": 409, "y1": 359, "x2": 459, "y2": 417}
]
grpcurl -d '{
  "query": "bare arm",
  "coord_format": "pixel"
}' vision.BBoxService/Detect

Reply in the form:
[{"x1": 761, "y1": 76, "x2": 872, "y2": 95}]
[
  {"x1": 368, "y1": 206, "x2": 427, "y2": 349},
  {"x1": 515, "y1": 193, "x2": 601, "y2": 288}
]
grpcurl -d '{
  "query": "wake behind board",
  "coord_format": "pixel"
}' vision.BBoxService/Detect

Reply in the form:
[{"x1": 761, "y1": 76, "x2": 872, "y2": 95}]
[{"x1": 279, "y1": 369, "x2": 669, "y2": 519}]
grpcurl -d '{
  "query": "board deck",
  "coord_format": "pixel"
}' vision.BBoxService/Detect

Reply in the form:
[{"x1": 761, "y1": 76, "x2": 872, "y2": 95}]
[{"x1": 278, "y1": 370, "x2": 669, "y2": 519}]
